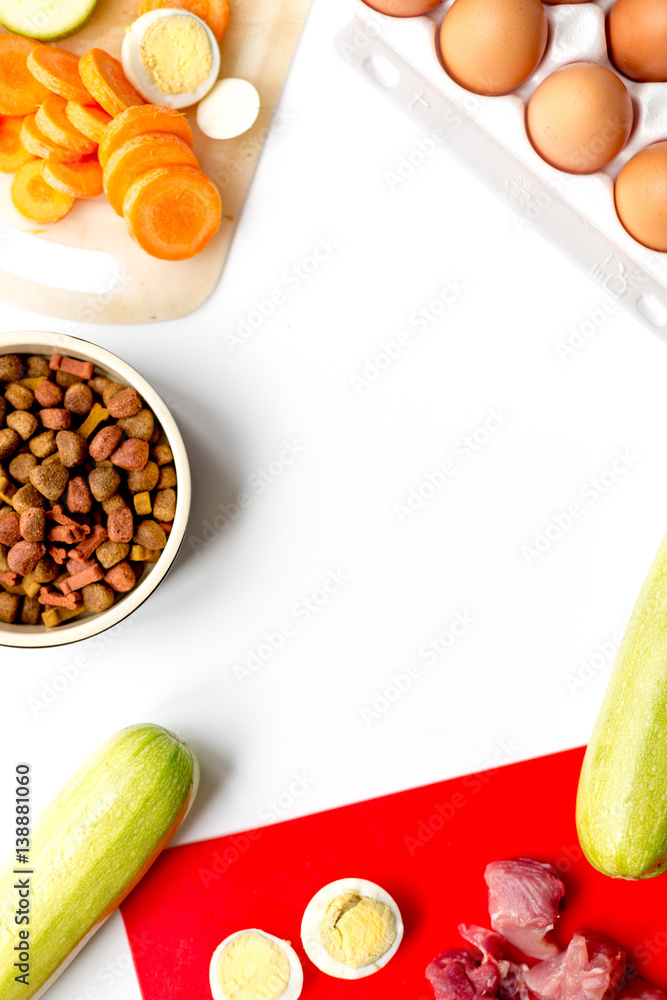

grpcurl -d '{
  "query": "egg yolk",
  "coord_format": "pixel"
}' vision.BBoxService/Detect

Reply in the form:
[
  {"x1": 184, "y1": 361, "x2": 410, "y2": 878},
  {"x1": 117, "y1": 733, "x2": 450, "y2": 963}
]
[
  {"x1": 140, "y1": 14, "x2": 213, "y2": 96},
  {"x1": 320, "y1": 891, "x2": 397, "y2": 968},
  {"x1": 216, "y1": 932, "x2": 291, "y2": 1000}
]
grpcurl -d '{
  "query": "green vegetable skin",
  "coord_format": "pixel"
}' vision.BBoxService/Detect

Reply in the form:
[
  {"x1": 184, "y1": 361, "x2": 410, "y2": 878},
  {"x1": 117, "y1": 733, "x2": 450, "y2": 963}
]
[
  {"x1": 0, "y1": 723, "x2": 199, "y2": 999},
  {"x1": 0, "y1": 0, "x2": 99, "y2": 41},
  {"x1": 577, "y1": 532, "x2": 667, "y2": 879}
]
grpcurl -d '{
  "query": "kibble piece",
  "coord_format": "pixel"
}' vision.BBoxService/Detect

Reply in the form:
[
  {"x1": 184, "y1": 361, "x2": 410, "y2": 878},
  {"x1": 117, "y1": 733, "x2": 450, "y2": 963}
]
[
  {"x1": 29, "y1": 430, "x2": 57, "y2": 459},
  {"x1": 111, "y1": 439, "x2": 149, "y2": 472},
  {"x1": 152, "y1": 442, "x2": 173, "y2": 466},
  {"x1": 43, "y1": 452, "x2": 64, "y2": 466},
  {"x1": 29, "y1": 463, "x2": 69, "y2": 502},
  {"x1": 56, "y1": 430, "x2": 87, "y2": 468},
  {"x1": 0, "y1": 397, "x2": 6, "y2": 428},
  {"x1": 82, "y1": 581, "x2": 115, "y2": 612},
  {"x1": 50, "y1": 354, "x2": 94, "y2": 380},
  {"x1": 153, "y1": 488, "x2": 176, "y2": 522},
  {"x1": 7, "y1": 411, "x2": 38, "y2": 441},
  {"x1": 88, "y1": 375, "x2": 111, "y2": 396},
  {"x1": 21, "y1": 595, "x2": 41, "y2": 624},
  {"x1": 9, "y1": 453, "x2": 37, "y2": 484},
  {"x1": 0, "y1": 428, "x2": 20, "y2": 459},
  {"x1": 8, "y1": 541, "x2": 46, "y2": 575},
  {"x1": 55, "y1": 370, "x2": 83, "y2": 388},
  {"x1": 66, "y1": 476, "x2": 92, "y2": 514},
  {"x1": 32, "y1": 555, "x2": 58, "y2": 584},
  {"x1": 102, "y1": 382, "x2": 126, "y2": 408},
  {"x1": 102, "y1": 493, "x2": 127, "y2": 515},
  {"x1": 12, "y1": 484, "x2": 47, "y2": 514},
  {"x1": 89, "y1": 425, "x2": 122, "y2": 462},
  {"x1": 40, "y1": 409, "x2": 71, "y2": 430},
  {"x1": 127, "y1": 460, "x2": 159, "y2": 493},
  {"x1": 130, "y1": 544, "x2": 160, "y2": 562},
  {"x1": 0, "y1": 591, "x2": 20, "y2": 622},
  {"x1": 0, "y1": 355, "x2": 23, "y2": 382},
  {"x1": 78, "y1": 403, "x2": 109, "y2": 439},
  {"x1": 133, "y1": 491, "x2": 152, "y2": 515},
  {"x1": 0, "y1": 544, "x2": 8, "y2": 572},
  {"x1": 157, "y1": 465, "x2": 177, "y2": 490},
  {"x1": 0, "y1": 511, "x2": 21, "y2": 546},
  {"x1": 19, "y1": 508, "x2": 45, "y2": 543},
  {"x1": 105, "y1": 560, "x2": 136, "y2": 592},
  {"x1": 107, "y1": 386, "x2": 141, "y2": 419},
  {"x1": 117, "y1": 408, "x2": 154, "y2": 441},
  {"x1": 26, "y1": 355, "x2": 49, "y2": 378},
  {"x1": 96, "y1": 540, "x2": 129, "y2": 569},
  {"x1": 35, "y1": 380, "x2": 63, "y2": 407},
  {"x1": 64, "y1": 382, "x2": 93, "y2": 415},
  {"x1": 5, "y1": 383, "x2": 34, "y2": 410},
  {"x1": 108, "y1": 507, "x2": 134, "y2": 543},
  {"x1": 89, "y1": 466, "x2": 121, "y2": 502},
  {"x1": 134, "y1": 519, "x2": 167, "y2": 550}
]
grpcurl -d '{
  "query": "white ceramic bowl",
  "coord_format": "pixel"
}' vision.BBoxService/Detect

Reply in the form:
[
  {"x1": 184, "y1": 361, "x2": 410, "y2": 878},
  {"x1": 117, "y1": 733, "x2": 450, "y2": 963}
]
[{"x1": 0, "y1": 331, "x2": 191, "y2": 648}]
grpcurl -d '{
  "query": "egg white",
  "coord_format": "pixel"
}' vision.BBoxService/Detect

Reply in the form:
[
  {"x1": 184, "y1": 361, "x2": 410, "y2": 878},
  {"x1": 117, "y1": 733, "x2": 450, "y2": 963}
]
[
  {"x1": 300, "y1": 877, "x2": 404, "y2": 980},
  {"x1": 209, "y1": 928, "x2": 304, "y2": 1000},
  {"x1": 121, "y1": 9, "x2": 220, "y2": 109}
]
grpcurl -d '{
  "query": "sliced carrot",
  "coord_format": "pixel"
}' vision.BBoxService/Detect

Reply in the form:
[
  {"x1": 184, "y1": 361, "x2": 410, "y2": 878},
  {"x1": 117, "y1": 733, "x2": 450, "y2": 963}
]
[
  {"x1": 36, "y1": 94, "x2": 97, "y2": 155},
  {"x1": 42, "y1": 158, "x2": 103, "y2": 199},
  {"x1": 98, "y1": 104, "x2": 193, "y2": 168},
  {"x1": 0, "y1": 35, "x2": 49, "y2": 117},
  {"x1": 21, "y1": 114, "x2": 82, "y2": 163},
  {"x1": 27, "y1": 46, "x2": 93, "y2": 106},
  {"x1": 11, "y1": 160, "x2": 75, "y2": 223},
  {"x1": 65, "y1": 101, "x2": 112, "y2": 144},
  {"x1": 0, "y1": 116, "x2": 34, "y2": 172},
  {"x1": 103, "y1": 131, "x2": 199, "y2": 215},
  {"x1": 123, "y1": 164, "x2": 221, "y2": 261},
  {"x1": 79, "y1": 49, "x2": 145, "y2": 117},
  {"x1": 137, "y1": 0, "x2": 230, "y2": 43}
]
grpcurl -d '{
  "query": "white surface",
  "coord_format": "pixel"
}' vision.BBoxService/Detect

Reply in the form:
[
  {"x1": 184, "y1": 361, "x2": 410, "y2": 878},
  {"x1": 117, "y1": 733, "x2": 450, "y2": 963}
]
[{"x1": 2, "y1": 0, "x2": 667, "y2": 996}]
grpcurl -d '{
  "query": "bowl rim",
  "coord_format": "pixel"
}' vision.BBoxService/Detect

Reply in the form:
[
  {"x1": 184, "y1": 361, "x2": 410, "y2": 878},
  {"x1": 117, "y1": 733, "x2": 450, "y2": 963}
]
[{"x1": 0, "y1": 330, "x2": 192, "y2": 649}]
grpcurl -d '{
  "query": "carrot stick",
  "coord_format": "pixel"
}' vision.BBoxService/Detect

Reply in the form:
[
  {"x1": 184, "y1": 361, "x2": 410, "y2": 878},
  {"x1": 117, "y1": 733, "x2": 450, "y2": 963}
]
[
  {"x1": 11, "y1": 160, "x2": 75, "y2": 223},
  {"x1": 123, "y1": 164, "x2": 221, "y2": 260},
  {"x1": 21, "y1": 114, "x2": 82, "y2": 163},
  {"x1": 27, "y1": 46, "x2": 93, "y2": 106},
  {"x1": 36, "y1": 94, "x2": 97, "y2": 155},
  {"x1": 79, "y1": 49, "x2": 145, "y2": 117},
  {"x1": 203, "y1": 0, "x2": 231, "y2": 44},
  {"x1": 0, "y1": 116, "x2": 34, "y2": 172},
  {"x1": 65, "y1": 102, "x2": 112, "y2": 144},
  {"x1": 42, "y1": 158, "x2": 103, "y2": 199},
  {"x1": 103, "y1": 131, "x2": 199, "y2": 215},
  {"x1": 97, "y1": 104, "x2": 193, "y2": 168},
  {"x1": 0, "y1": 34, "x2": 49, "y2": 117}
]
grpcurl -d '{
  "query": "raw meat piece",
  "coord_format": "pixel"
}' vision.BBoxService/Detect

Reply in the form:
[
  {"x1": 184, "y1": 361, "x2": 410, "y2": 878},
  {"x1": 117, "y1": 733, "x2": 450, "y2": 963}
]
[
  {"x1": 459, "y1": 923, "x2": 530, "y2": 1000},
  {"x1": 426, "y1": 948, "x2": 500, "y2": 1000},
  {"x1": 485, "y1": 858, "x2": 566, "y2": 958},
  {"x1": 525, "y1": 931, "x2": 626, "y2": 1000}
]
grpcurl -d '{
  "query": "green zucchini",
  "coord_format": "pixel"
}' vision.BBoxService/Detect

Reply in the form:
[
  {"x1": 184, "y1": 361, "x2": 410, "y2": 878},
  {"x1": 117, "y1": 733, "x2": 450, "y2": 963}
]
[
  {"x1": 0, "y1": 723, "x2": 199, "y2": 998},
  {"x1": 0, "y1": 0, "x2": 99, "y2": 41},
  {"x1": 577, "y1": 531, "x2": 667, "y2": 879}
]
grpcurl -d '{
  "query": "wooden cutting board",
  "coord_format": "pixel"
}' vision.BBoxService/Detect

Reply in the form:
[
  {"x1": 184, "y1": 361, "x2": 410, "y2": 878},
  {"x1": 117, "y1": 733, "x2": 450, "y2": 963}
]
[{"x1": 0, "y1": 0, "x2": 311, "y2": 323}]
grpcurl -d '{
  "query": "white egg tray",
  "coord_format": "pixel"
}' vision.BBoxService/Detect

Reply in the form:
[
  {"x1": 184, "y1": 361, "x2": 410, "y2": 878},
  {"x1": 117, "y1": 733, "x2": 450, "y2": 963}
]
[{"x1": 337, "y1": 0, "x2": 667, "y2": 338}]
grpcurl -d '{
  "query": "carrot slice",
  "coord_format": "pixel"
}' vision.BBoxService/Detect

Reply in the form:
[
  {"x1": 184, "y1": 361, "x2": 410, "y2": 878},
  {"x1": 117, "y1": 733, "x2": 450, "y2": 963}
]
[
  {"x1": 103, "y1": 131, "x2": 199, "y2": 215},
  {"x1": 98, "y1": 104, "x2": 193, "y2": 168},
  {"x1": 11, "y1": 160, "x2": 75, "y2": 223},
  {"x1": 27, "y1": 46, "x2": 93, "y2": 105},
  {"x1": 0, "y1": 35, "x2": 49, "y2": 116},
  {"x1": 36, "y1": 94, "x2": 97, "y2": 155},
  {"x1": 21, "y1": 113, "x2": 82, "y2": 163},
  {"x1": 65, "y1": 101, "x2": 112, "y2": 144},
  {"x1": 42, "y1": 157, "x2": 103, "y2": 199},
  {"x1": 123, "y1": 164, "x2": 221, "y2": 261},
  {"x1": 137, "y1": 0, "x2": 230, "y2": 43},
  {"x1": 0, "y1": 116, "x2": 34, "y2": 172},
  {"x1": 79, "y1": 49, "x2": 145, "y2": 117}
]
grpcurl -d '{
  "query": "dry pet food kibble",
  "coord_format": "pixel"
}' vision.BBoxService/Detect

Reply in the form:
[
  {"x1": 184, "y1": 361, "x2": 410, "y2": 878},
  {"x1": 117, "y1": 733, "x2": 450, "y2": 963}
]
[{"x1": 0, "y1": 351, "x2": 179, "y2": 628}]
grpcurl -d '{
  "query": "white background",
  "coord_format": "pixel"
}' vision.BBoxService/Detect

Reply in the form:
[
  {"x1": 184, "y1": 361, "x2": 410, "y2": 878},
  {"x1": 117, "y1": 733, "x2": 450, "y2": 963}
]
[{"x1": 3, "y1": 1, "x2": 667, "y2": 997}]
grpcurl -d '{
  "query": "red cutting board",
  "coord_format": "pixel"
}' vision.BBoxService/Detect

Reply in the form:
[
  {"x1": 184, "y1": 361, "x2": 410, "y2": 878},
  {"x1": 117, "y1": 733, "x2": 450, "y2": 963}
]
[{"x1": 121, "y1": 746, "x2": 667, "y2": 1000}]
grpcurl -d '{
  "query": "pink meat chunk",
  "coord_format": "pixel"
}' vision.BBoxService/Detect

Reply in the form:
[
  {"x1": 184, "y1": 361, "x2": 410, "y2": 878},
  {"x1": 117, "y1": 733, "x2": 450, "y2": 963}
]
[
  {"x1": 427, "y1": 948, "x2": 500, "y2": 1000},
  {"x1": 459, "y1": 924, "x2": 530, "y2": 1000},
  {"x1": 485, "y1": 858, "x2": 566, "y2": 958},
  {"x1": 620, "y1": 980, "x2": 667, "y2": 1000},
  {"x1": 525, "y1": 931, "x2": 626, "y2": 1000}
]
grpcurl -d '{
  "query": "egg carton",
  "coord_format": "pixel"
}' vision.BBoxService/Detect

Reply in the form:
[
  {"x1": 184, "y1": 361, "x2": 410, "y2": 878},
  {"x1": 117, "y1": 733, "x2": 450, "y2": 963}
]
[{"x1": 337, "y1": 0, "x2": 667, "y2": 339}]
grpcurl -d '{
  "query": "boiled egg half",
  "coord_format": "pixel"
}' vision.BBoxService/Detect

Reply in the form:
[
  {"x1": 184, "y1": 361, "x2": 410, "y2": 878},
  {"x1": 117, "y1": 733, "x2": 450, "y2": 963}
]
[
  {"x1": 122, "y1": 8, "x2": 220, "y2": 109},
  {"x1": 300, "y1": 877, "x2": 404, "y2": 979},
  {"x1": 209, "y1": 929, "x2": 303, "y2": 1000}
]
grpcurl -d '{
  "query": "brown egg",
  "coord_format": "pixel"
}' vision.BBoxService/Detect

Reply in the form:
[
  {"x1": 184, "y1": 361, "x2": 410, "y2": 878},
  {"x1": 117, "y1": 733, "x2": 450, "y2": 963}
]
[
  {"x1": 438, "y1": 0, "x2": 548, "y2": 97},
  {"x1": 615, "y1": 141, "x2": 667, "y2": 250},
  {"x1": 608, "y1": 0, "x2": 667, "y2": 82},
  {"x1": 362, "y1": 0, "x2": 444, "y2": 14},
  {"x1": 526, "y1": 62, "x2": 633, "y2": 173}
]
